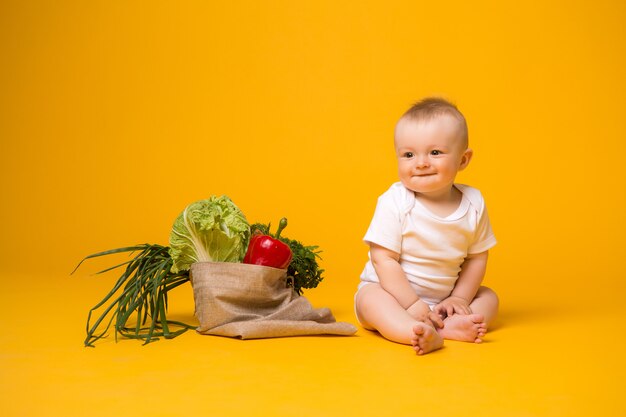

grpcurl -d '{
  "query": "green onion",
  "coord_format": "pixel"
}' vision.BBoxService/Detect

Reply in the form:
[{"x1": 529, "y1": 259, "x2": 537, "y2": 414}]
[{"x1": 72, "y1": 244, "x2": 194, "y2": 347}]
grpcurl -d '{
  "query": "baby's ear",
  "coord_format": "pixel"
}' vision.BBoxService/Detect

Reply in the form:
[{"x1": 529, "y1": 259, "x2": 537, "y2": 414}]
[{"x1": 459, "y1": 148, "x2": 473, "y2": 170}]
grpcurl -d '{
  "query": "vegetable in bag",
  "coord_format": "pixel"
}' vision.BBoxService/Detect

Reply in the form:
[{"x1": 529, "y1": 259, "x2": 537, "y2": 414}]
[
  {"x1": 169, "y1": 195, "x2": 250, "y2": 273},
  {"x1": 243, "y1": 218, "x2": 293, "y2": 269}
]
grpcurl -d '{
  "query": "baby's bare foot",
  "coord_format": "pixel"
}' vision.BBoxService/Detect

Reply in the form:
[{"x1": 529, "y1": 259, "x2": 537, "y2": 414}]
[
  {"x1": 438, "y1": 313, "x2": 487, "y2": 343},
  {"x1": 411, "y1": 323, "x2": 444, "y2": 355}
]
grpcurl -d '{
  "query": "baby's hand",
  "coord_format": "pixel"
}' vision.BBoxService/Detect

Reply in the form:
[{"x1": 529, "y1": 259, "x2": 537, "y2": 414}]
[
  {"x1": 434, "y1": 296, "x2": 472, "y2": 318},
  {"x1": 407, "y1": 299, "x2": 444, "y2": 329}
]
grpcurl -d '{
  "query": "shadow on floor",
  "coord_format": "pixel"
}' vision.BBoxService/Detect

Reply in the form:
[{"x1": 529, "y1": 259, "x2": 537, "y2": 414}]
[{"x1": 491, "y1": 301, "x2": 563, "y2": 331}]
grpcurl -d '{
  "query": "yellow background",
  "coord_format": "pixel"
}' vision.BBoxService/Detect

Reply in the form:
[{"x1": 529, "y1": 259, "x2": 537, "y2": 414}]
[{"x1": 1, "y1": 1, "x2": 625, "y2": 416}]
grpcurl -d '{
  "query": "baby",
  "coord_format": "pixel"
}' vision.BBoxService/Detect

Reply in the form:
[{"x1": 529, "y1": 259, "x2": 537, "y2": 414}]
[{"x1": 355, "y1": 97, "x2": 499, "y2": 355}]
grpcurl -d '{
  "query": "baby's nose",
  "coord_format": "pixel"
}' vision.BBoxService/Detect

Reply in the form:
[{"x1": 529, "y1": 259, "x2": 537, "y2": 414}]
[{"x1": 415, "y1": 157, "x2": 430, "y2": 168}]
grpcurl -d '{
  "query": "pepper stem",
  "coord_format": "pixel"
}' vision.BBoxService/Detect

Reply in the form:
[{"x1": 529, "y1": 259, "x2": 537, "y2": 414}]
[{"x1": 275, "y1": 218, "x2": 288, "y2": 238}]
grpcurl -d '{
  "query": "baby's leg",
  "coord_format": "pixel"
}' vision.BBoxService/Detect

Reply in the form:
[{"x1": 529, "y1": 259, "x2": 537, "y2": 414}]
[
  {"x1": 438, "y1": 286, "x2": 498, "y2": 343},
  {"x1": 355, "y1": 283, "x2": 443, "y2": 354},
  {"x1": 468, "y1": 286, "x2": 499, "y2": 324}
]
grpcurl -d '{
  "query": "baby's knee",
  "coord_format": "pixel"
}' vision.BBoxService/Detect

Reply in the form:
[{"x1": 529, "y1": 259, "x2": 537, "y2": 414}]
[
  {"x1": 478, "y1": 286, "x2": 499, "y2": 305},
  {"x1": 355, "y1": 283, "x2": 382, "y2": 311},
  {"x1": 354, "y1": 284, "x2": 385, "y2": 330}
]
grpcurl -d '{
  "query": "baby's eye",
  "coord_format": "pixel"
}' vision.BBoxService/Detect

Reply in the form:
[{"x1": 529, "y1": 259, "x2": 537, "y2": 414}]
[
  {"x1": 430, "y1": 150, "x2": 443, "y2": 156},
  {"x1": 403, "y1": 152, "x2": 414, "y2": 158}
]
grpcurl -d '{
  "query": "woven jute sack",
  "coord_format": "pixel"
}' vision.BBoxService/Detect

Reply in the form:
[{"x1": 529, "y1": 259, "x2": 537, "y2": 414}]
[{"x1": 190, "y1": 262, "x2": 357, "y2": 339}]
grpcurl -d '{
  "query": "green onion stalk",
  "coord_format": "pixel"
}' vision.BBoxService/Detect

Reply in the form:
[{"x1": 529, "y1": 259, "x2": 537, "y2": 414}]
[{"x1": 73, "y1": 244, "x2": 195, "y2": 347}]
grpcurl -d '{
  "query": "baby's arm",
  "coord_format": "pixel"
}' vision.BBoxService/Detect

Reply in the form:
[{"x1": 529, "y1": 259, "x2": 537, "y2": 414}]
[
  {"x1": 435, "y1": 251, "x2": 489, "y2": 317},
  {"x1": 370, "y1": 243, "x2": 443, "y2": 328}
]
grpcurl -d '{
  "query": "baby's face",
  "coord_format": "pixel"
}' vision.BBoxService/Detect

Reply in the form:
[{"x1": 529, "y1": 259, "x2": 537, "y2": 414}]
[{"x1": 394, "y1": 116, "x2": 471, "y2": 197}]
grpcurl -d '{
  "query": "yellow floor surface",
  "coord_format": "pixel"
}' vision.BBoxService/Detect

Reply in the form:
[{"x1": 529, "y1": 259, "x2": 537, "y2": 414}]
[{"x1": 1, "y1": 273, "x2": 624, "y2": 417}]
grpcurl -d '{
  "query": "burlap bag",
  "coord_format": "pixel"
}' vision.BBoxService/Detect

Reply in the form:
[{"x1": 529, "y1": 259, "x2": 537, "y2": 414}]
[{"x1": 190, "y1": 262, "x2": 357, "y2": 339}]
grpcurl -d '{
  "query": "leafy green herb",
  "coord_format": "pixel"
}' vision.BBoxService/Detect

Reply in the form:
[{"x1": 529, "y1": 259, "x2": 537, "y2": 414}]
[
  {"x1": 250, "y1": 223, "x2": 324, "y2": 295},
  {"x1": 72, "y1": 244, "x2": 194, "y2": 347}
]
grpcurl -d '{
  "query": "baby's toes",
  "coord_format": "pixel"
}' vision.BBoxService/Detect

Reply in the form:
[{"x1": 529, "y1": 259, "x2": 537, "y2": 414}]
[
  {"x1": 413, "y1": 324, "x2": 425, "y2": 336},
  {"x1": 413, "y1": 343, "x2": 423, "y2": 354},
  {"x1": 469, "y1": 313, "x2": 485, "y2": 324}
]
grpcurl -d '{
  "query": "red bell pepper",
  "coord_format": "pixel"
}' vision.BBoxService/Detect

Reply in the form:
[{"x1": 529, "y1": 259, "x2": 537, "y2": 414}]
[{"x1": 243, "y1": 218, "x2": 293, "y2": 269}]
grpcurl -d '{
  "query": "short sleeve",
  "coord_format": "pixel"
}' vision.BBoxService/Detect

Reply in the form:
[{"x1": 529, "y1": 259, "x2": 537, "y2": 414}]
[
  {"x1": 363, "y1": 189, "x2": 404, "y2": 254},
  {"x1": 467, "y1": 196, "x2": 497, "y2": 254}
]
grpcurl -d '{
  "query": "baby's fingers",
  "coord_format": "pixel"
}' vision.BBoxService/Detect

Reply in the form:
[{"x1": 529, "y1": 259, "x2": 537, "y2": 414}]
[{"x1": 429, "y1": 312, "x2": 444, "y2": 329}]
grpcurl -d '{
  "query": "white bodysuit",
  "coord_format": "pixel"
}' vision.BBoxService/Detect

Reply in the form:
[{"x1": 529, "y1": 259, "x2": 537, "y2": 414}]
[{"x1": 359, "y1": 182, "x2": 497, "y2": 305}]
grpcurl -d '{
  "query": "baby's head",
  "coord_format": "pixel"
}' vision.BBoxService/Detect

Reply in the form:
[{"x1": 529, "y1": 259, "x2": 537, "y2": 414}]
[
  {"x1": 395, "y1": 97, "x2": 468, "y2": 150},
  {"x1": 394, "y1": 98, "x2": 473, "y2": 195}
]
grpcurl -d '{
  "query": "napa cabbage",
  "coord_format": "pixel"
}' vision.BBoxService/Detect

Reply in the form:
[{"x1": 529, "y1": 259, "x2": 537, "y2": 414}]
[{"x1": 169, "y1": 196, "x2": 250, "y2": 273}]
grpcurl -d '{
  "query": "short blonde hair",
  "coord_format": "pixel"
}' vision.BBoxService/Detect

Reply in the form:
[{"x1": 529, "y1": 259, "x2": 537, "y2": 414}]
[{"x1": 399, "y1": 97, "x2": 468, "y2": 148}]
